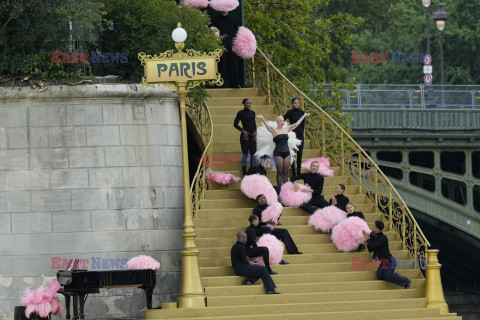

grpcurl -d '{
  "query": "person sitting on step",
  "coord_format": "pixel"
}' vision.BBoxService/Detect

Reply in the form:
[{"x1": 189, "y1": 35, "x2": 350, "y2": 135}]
[
  {"x1": 345, "y1": 203, "x2": 365, "y2": 220},
  {"x1": 329, "y1": 184, "x2": 349, "y2": 212},
  {"x1": 245, "y1": 215, "x2": 284, "y2": 271},
  {"x1": 253, "y1": 194, "x2": 303, "y2": 255},
  {"x1": 231, "y1": 232, "x2": 280, "y2": 294},
  {"x1": 291, "y1": 161, "x2": 329, "y2": 214},
  {"x1": 362, "y1": 221, "x2": 411, "y2": 289}
]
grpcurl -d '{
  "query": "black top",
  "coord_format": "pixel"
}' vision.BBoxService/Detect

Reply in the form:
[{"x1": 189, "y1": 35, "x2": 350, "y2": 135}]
[
  {"x1": 234, "y1": 108, "x2": 257, "y2": 134},
  {"x1": 347, "y1": 211, "x2": 365, "y2": 220},
  {"x1": 245, "y1": 224, "x2": 258, "y2": 248},
  {"x1": 246, "y1": 165, "x2": 267, "y2": 176},
  {"x1": 253, "y1": 204, "x2": 268, "y2": 227},
  {"x1": 230, "y1": 241, "x2": 250, "y2": 272},
  {"x1": 291, "y1": 173, "x2": 324, "y2": 197},
  {"x1": 329, "y1": 194, "x2": 350, "y2": 212},
  {"x1": 273, "y1": 134, "x2": 289, "y2": 153},
  {"x1": 211, "y1": 15, "x2": 239, "y2": 51},
  {"x1": 367, "y1": 232, "x2": 392, "y2": 260},
  {"x1": 284, "y1": 108, "x2": 305, "y2": 139}
]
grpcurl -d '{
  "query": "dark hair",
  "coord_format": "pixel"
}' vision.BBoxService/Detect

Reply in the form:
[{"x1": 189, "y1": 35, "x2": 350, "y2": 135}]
[
  {"x1": 242, "y1": 98, "x2": 250, "y2": 104},
  {"x1": 346, "y1": 203, "x2": 353, "y2": 207},
  {"x1": 260, "y1": 155, "x2": 271, "y2": 160},
  {"x1": 291, "y1": 97, "x2": 300, "y2": 104},
  {"x1": 249, "y1": 214, "x2": 259, "y2": 223},
  {"x1": 237, "y1": 231, "x2": 246, "y2": 239},
  {"x1": 255, "y1": 194, "x2": 265, "y2": 202},
  {"x1": 338, "y1": 184, "x2": 345, "y2": 191},
  {"x1": 375, "y1": 220, "x2": 385, "y2": 231}
]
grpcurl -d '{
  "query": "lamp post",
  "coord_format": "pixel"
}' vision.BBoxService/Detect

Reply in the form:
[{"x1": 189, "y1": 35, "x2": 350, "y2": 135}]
[
  {"x1": 422, "y1": 0, "x2": 436, "y2": 108},
  {"x1": 434, "y1": 3, "x2": 448, "y2": 108}
]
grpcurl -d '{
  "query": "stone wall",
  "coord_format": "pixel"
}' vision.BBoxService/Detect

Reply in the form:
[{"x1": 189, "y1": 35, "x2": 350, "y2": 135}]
[{"x1": 0, "y1": 84, "x2": 184, "y2": 319}]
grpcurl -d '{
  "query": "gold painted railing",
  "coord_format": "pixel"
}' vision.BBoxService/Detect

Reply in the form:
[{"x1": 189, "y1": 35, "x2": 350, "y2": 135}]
[
  {"x1": 186, "y1": 98, "x2": 213, "y2": 219},
  {"x1": 250, "y1": 49, "x2": 430, "y2": 268}
]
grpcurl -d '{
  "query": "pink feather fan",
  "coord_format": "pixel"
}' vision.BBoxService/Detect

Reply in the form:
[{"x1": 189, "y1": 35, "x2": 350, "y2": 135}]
[
  {"x1": 279, "y1": 182, "x2": 312, "y2": 207},
  {"x1": 331, "y1": 217, "x2": 371, "y2": 252},
  {"x1": 207, "y1": 169, "x2": 241, "y2": 185},
  {"x1": 308, "y1": 205, "x2": 347, "y2": 233},
  {"x1": 240, "y1": 174, "x2": 278, "y2": 205},
  {"x1": 127, "y1": 255, "x2": 160, "y2": 270},
  {"x1": 209, "y1": 0, "x2": 239, "y2": 12},
  {"x1": 301, "y1": 157, "x2": 334, "y2": 177},
  {"x1": 232, "y1": 27, "x2": 257, "y2": 59},
  {"x1": 254, "y1": 234, "x2": 284, "y2": 265}
]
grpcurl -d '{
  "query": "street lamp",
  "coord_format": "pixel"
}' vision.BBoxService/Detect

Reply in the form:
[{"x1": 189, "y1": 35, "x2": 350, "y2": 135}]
[
  {"x1": 434, "y1": 3, "x2": 448, "y2": 108},
  {"x1": 422, "y1": 0, "x2": 436, "y2": 108}
]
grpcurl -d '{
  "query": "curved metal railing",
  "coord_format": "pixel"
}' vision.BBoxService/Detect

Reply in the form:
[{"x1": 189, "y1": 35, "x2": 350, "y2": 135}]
[{"x1": 250, "y1": 49, "x2": 430, "y2": 268}]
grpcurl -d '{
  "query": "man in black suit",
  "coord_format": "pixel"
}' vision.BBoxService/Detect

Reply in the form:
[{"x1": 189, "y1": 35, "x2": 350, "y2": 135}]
[{"x1": 231, "y1": 232, "x2": 280, "y2": 294}]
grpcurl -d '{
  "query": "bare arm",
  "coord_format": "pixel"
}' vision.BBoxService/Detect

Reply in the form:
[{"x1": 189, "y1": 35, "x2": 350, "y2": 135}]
[
  {"x1": 288, "y1": 113, "x2": 310, "y2": 132},
  {"x1": 255, "y1": 114, "x2": 274, "y2": 133}
]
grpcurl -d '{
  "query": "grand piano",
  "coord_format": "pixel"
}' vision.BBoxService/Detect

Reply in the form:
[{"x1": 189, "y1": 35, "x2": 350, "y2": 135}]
[{"x1": 57, "y1": 260, "x2": 156, "y2": 320}]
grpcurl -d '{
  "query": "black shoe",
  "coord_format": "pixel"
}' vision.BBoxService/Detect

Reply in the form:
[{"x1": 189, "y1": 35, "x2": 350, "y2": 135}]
[
  {"x1": 269, "y1": 270, "x2": 278, "y2": 275},
  {"x1": 292, "y1": 251, "x2": 303, "y2": 255},
  {"x1": 243, "y1": 280, "x2": 253, "y2": 286},
  {"x1": 267, "y1": 290, "x2": 281, "y2": 294},
  {"x1": 356, "y1": 244, "x2": 365, "y2": 252},
  {"x1": 276, "y1": 222, "x2": 283, "y2": 226},
  {"x1": 404, "y1": 280, "x2": 411, "y2": 289},
  {"x1": 279, "y1": 260, "x2": 289, "y2": 265}
]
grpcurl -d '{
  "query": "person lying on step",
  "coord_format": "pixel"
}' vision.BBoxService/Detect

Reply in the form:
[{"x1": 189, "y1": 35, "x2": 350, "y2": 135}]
[
  {"x1": 245, "y1": 155, "x2": 280, "y2": 195},
  {"x1": 291, "y1": 161, "x2": 329, "y2": 214},
  {"x1": 231, "y1": 232, "x2": 280, "y2": 294},
  {"x1": 328, "y1": 184, "x2": 349, "y2": 212},
  {"x1": 345, "y1": 203, "x2": 365, "y2": 220}
]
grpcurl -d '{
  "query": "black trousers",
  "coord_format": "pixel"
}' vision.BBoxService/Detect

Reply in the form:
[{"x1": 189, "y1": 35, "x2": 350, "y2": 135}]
[
  {"x1": 234, "y1": 264, "x2": 276, "y2": 292},
  {"x1": 377, "y1": 256, "x2": 410, "y2": 288},
  {"x1": 240, "y1": 134, "x2": 256, "y2": 174},
  {"x1": 261, "y1": 228, "x2": 298, "y2": 254},
  {"x1": 291, "y1": 139, "x2": 304, "y2": 176},
  {"x1": 246, "y1": 246, "x2": 271, "y2": 272},
  {"x1": 301, "y1": 195, "x2": 329, "y2": 214},
  {"x1": 219, "y1": 51, "x2": 239, "y2": 88}
]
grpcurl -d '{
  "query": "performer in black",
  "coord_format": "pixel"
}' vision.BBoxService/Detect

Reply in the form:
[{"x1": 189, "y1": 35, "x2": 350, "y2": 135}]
[
  {"x1": 284, "y1": 98, "x2": 305, "y2": 177},
  {"x1": 245, "y1": 215, "x2": 279, "y2": 274},
  {"x1": 210, "y1": 10, "x2": 239, "y2": 88},
  {"x1": 234, "y1": 98, "x2": 257, "y2": 176},
  {"x1": 328, "y1": 184, "x2": 349, "y2": 212},
  {"x1": 231, "y1": 232, "x2": 280, "y2": 294},
  {"x1": 291, "y1": 161, "x2": 329, "y2": 214},
  {"x1": 363, "y1": 221, "x2": 411, "y2": 289},
  {"x1": 245, "y1": 155, "x2": 270, "y2": 176},
  {"x1": 253, "y1": 194, "x2": 303, "y2": 255},
  {"x1": 345, "y1": 203, "x2": 365, "y2": 220}
]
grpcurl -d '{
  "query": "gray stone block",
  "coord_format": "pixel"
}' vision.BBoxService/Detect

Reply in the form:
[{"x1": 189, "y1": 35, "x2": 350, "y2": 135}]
[
  {"x1": 71, "y1": 231, "x2": 115, "y2": 253},
  {"x1": 103, "y1": 104, "x2": 133, "y2": 124},
  {"x1": 122, "y1": 167, "x2": 151, "y2": 187},
  {"x1": 0, "y1": 149, "x2": 28, "y2": 170},
  {"x1": 158, "y1": 208, "x2": 184, "y2": 230},
  {"x1": 135, "y1": 146, "x2": 162, "y2": 166},
  {"x1": 168, "y1": 167, "x2": 183, "y2": 187},
  {"x1": 105, "y1": 146, "x2": 136, "y2": 166},
  {"x1": 67, "y1": 105, "x2": 103, "y2": 125},
  {"x1": 149, "y1": 167, "x2": 171, "y2": 187},
  {"x1": 0, "y1": 128, "x2": 6, "y2": 149},
  {"x1": 48, "y1": 127, "x2": 86, "y2": 147},
  {"x1": 30, "y1": 127, "x2": 49, "y2": 147},
  {"x1": 51, "y1": 169, "x2": 89, "y2": 189},
  {"x1": 12, "y1": 212, "x2": 52, "y2": 233},
  {"x1": 69, "y1": 147, "x2": 105, "y2": 168},
  {"x1": 108, "y1": 187, "x2": 160, "y2": 210},
  {"x1": 13, "y1": 256, "x2": 60, "y2": 277},
  {"x1": 158, "y1": 251, "x2": 182, "y2": 272},
  {"x1": 166, "y1": 125, "x2": 182, "y2": 146},
  {"x1": 52, "y1": 211, "x2": 92, "y2": 232},
  {"x1": 0, "y1": 171, "x2": 10, "y2": 191},
  {"x1": 71, "y1": 189, "x2": 108, "y2": 210},
  {"x1": 29, "y1": 105, "x2": 66, "y2": 126},
  {"x1": 31, "y1": 190, "x2": 70, "y2": 212},
  {"x1": 144, "y1": 229, "x2": 174, "y2": 251},
  {"x1": 0, "y1": 191, "x2": 30, "y2": 213},
  {"x1": 86, "y1": 126, "x2": 120, "y2": 146},
  {"x1": 161, "y1": 103, "x2": 180, "y2": 125},
  {"x1": 10, "y1": 169, "x2": 50, "y2": 190},
  {"x1": 30, "y1": 148, "x2": 68, "y2": 168},
  {"x1": 0, "y1": 106, "x2": 27, "y2": 127},
  {"x1": 146, "y1": 125, "x2": 168, "y2": 145},
  {"x1": 0, "y1": 233, "x2": 75, "y2": 255},
  {"x1": 0, "y1": 214, "x2": 11, "y2": 234},
  {"x1": 120, "y1": 125, "x2": 148, "y2": 145},
  {"x1": 162, "y1": 187, "x2": 184, "y2": 209},
  {"x1": 88, "y1": 168, "x2": 123, "y2": 188},
  {"x1": 91, "y1": 210, "x2": 126, "y2": 231},
  {"x1": 124, "y1": 209, "x2": 157, "y2": 230},
  {"x1": 6, "y1": 127, "x2": 28, "y2": 149},
  {"x1": 160, "y1": 146, "x2": 183, "y2": 166}
]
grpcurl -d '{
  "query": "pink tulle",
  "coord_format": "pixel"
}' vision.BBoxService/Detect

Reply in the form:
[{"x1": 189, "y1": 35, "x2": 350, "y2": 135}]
[
  {"x1": 301, "y1": 157, "x2": 334, "y2": 177},
  {"x1": 209, "y1": 0, "x2": 239, "y2": 12},
  {"x1": 50, "y1": 297, "x2": 63, "y2": 316},
  {"x1": 255, "y1": 234, "x2": 284, "y2": 265},
  {"x1": 232, "y1": 27, "x2": 257, "y2": 59},
  {"x1": 279, "y1": 182, "x2": 312, "y2": 207},
  {"x1": 331, "y1": 217, "x2": 371, "y2": 252},
  {"x1": 308, "y1": 205, "x2": 347, "y2": 233},
  {"x1": 184, "y1": 0, "x2": 209, "y2": 8},
  {"x1": 240, "y1": 174, "x2": 278, "y2": 205},
  {"x1": 23, "y1": 279, "x2": 63, "y2": 318},
  {"x1": 127, "y1": 255, "x2": 160, "y2": 270},
  {"x1": 261, "y1": 202, "x2": 283, "y2": 229},
  {"x1": 208, "y1": 170, "x2": 241, "y2": 185}
]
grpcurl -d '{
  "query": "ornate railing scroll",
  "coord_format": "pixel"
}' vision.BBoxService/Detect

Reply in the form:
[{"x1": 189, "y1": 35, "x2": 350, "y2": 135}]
[
  {"x1": 249, "y1": 49, "x2": 430, "y2": 269},
  {"x1": 186, "y1": 98, "x2": 213, "y2": 219}
]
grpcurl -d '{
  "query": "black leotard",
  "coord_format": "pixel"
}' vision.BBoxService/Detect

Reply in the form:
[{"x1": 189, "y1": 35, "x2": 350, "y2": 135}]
[{"x1": 273, "y1": 134, "x2": 290, "y2": 158}]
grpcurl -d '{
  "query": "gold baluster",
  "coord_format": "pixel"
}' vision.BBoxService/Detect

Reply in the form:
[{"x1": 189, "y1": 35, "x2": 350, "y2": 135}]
[
  {"x1": 358, "y1": 154, "x2": 363, "y2": 193},
  {"x1": 388, "y1": 188, "x2": 393, "y2": 230},
  {"x1": 425, "y1": 250, "x2": 449, "y2": 313},
  {"x1": 413, "y1": 226, "x2": 417, "y2": 269},
  {"x1": 402, "y1": 213, "x2": 406, "y2": 250},
  {"x1": 266, "y1": 65, "x2": 271, "y2": 105},
  {"x1": 252, "y1": 55, "x2": 256, "y2": 87},
  {"x1": 321, "y1": 120, "x2": 326, "y2": 156},
  {"x1": 340, "y1": 132, "x2": 345, "y2": 175}
]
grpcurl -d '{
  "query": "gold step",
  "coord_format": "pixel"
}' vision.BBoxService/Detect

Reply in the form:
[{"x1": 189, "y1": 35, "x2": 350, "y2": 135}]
[
  {"x1": 209, "y1": 105, "x2": 276, "y2": 116},
  {"x1": 208, "y1": 96, "x2": 268, "y2": 106},
  {"x1": 206, "y1": 88, "x2": 260, "y2": 98}
]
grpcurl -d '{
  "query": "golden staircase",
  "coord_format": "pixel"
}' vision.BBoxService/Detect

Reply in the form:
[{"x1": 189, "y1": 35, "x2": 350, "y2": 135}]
[{"x1": 146, "y1": 51, "x2": 459, "y2": 319}]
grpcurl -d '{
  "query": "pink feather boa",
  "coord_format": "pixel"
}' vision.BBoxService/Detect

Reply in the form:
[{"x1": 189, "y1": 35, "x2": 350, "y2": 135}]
[
  {"x1": 254, "y1": 234, "x2": 284, "y2": 265},
  {"x1": 308, "y1": 205, "x2": 347, "y2": 233},
  {"x1": 279, "y1": 182, "x2": 312, "y2": 207},
  {"x1": 301, "y1": 157, "x2": 334, "y2": 177},
  {"x1": 232, "y1": 27, "x2": 257, "y2": 59},
  {"x1": 240, "y1": 174, "x2": 278, "y2": 205},
  {"x1": 331, "y1": 217, "x2": 371, "y2": 252},
  {"x1": 22, "y1": 278, "x2": 63, "y2": 318},
  {"x1": 261, "y1": 202, "x2": 283, "y2": 230},
  {"x1": 127, "y1": 255, "x2": 160, "y2": 270},
  {"x1": 184, "y1": 0, "x2": 209, "y2": 8},
  {"x1": 207, "y1": 169, "x2": 241, "y2": 185},
  {"x1": 209, "y1": 0, "x2": 239, "y2": 12}
]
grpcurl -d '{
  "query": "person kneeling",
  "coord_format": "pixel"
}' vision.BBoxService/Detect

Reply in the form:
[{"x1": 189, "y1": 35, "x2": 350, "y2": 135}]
[{"x1": 231, "y1": 232, "x2": 280, "y2": 294}]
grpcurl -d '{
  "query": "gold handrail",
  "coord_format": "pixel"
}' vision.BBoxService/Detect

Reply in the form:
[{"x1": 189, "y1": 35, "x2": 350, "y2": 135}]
[{"x1": 250, "y1": 48, "x2": 430, "y2": 267}]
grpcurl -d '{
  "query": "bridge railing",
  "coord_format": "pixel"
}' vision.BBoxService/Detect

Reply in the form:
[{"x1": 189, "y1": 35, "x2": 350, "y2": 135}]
[{"x1": 250, "y1": 49, "x2": 430, "y2": 269}]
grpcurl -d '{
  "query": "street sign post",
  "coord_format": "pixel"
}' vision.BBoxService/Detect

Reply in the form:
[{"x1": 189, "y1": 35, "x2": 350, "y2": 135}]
[
  {"x1": 424, "y1": 65, "x2": 433, "y2": 74},
  {"x1": 424, "y1": 54, "x2": 432, "y2": 65},
  {"x1": 424, "y1": 74, "x2": 433, "y2": 85}
]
